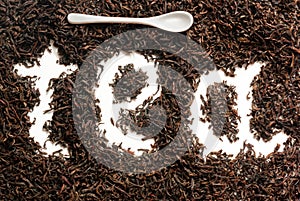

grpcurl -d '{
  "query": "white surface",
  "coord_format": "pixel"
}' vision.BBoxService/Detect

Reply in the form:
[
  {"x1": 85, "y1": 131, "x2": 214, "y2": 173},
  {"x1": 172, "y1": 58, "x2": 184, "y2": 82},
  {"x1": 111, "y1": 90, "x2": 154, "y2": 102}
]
[
  {"x1": 13, "y1": 44, "x2": 288, "y2": 158},
  {"x1": 14, "y1": 43, "x2": 77, "y2": 157},
  {"x1": 95, "y1": 52, "x2": 157, "y2": 156},
  {"x1": 213, "y1": 63, "x2": 287, "y2": 157}
]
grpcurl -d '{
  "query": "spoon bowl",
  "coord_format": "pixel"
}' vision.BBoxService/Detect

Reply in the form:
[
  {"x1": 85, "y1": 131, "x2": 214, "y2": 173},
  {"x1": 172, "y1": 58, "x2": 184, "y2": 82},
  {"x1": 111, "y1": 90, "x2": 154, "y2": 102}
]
[
  {"x1": 67, "y1": 11, "x2": 193, "y2": 32},
  {"x1": 146, "y1": 11, "x2": 193, "y2": 32}
]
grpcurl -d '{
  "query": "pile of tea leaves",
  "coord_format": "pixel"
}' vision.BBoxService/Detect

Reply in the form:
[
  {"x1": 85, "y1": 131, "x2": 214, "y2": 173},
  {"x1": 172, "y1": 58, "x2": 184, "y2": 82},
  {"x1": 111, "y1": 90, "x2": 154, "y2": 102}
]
[
  {"x1": 200, "y1": 82, "x2": 240, "y2": 143},
  {"x1": 0, "y1": 0, "x2": 299, "y2": 200}
]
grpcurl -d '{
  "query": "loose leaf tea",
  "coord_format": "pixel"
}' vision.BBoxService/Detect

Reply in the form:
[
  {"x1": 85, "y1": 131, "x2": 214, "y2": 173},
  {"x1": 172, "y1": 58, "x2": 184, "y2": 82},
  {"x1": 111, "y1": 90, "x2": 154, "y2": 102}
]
[
  {"x1": 200, "y1": 82, "x2": 240, "y2": 142},
  {"x1": 250, "y1": 62, "x2": 300, "y2": 141},
  {"x1": 109, "y1": 64, "x2": 149, "y2": 103},
  {"x1": 1, "y1": 0, "x2": 299, "y2": 200}
]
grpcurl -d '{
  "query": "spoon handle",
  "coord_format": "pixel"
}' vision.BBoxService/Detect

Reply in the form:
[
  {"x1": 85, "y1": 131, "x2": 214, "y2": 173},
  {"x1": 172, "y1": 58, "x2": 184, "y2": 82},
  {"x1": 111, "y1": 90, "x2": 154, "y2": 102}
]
[{"x1": 68, "y1": 13, "x2": 151, "y2": 25}]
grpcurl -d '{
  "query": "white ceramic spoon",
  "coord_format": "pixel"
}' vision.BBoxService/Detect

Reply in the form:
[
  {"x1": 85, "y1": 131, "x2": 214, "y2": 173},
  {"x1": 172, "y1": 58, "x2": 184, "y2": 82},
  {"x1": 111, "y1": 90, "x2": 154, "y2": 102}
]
[{"x1": 67, "y1": 11, "x2": 193, "y2": 32}]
